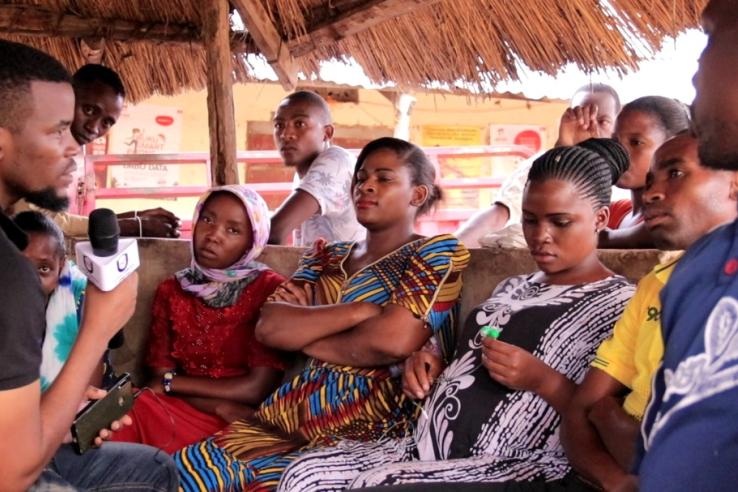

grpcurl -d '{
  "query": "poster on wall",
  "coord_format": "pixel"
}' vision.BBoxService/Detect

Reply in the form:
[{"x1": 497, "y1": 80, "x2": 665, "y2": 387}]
[
  {"x1": 490, "y1": 124, "x2": 547, "y2": 154},
  {"x1": 420, "y1": 125, "x2": 488, "y2": 210},
  {"x1": 107, "y1": 105, "x2": 183, "y2": 188}
]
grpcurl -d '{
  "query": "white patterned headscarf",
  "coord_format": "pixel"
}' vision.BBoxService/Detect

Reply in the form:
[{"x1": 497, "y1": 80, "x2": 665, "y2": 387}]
[{"x1": 175, "y1": 185, "x2": 271, "y2": 307}]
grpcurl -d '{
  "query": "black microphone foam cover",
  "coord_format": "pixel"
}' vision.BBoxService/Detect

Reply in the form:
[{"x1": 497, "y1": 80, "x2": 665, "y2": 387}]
[{"x1": 89, "y1": 208, "x2": 119, "y2": 257}]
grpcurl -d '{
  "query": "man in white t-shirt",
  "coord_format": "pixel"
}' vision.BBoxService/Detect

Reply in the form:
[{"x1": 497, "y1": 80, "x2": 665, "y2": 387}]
[
  {"x1": 456, "y1": 83, "x2": 621, "y2": 247},
  {"x1": 269, "y1": 91, "x2": 364, "y2": 246}
]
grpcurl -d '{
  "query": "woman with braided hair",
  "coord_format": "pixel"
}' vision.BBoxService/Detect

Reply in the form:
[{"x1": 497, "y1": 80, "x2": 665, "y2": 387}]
[{"x1": 277, "y1": 139, "x2": 635, "y2": 491}]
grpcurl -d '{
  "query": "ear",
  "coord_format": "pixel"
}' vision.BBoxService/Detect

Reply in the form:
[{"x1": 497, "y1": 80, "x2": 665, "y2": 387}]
[
  {"x1": 410, "y1": 184, "x2": 430, "y2": 209},
  {"x1": 594, "y1": 205, "x2": 610, "y2": 233},
  {"x1": 729, "y1": 172, "x2": 738, "y2": 201},
  {"x1": 323, "y1": 124, "x2": 335, "y2": 142},
  {"x1": 0, "y1": 127, "x2": 10, "y2": 161}
]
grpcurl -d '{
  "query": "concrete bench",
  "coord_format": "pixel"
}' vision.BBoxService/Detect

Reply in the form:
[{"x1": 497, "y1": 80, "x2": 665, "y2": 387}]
[{"x1": 110, "y1": 239, "x2": 675, "y2": 385}]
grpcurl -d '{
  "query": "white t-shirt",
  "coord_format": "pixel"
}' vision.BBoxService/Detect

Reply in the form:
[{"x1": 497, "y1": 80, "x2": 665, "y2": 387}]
[{"x1": 293, "y1": 146, "x2": 365, "y2": 247}]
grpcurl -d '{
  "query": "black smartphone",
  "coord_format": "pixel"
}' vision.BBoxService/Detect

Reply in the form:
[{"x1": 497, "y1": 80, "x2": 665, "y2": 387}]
[{"x1": 70, "y1": 372, "x2": 134, "y2": 454}]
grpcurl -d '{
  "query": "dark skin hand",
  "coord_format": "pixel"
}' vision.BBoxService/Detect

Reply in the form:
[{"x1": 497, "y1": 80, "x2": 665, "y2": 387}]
[
  {"x1": 402, "y1": 350, "x2": 445, "y2": 400},
  {"x1": 561, "y1": 368, "x2": 634, "y2": 491},
  {"x1": 257, "y1": 280, "x2": 384, "y2": 352},
  {"x1": 146, "y1": 366, "x2": 282, "y2": 408},
  {"x1": 481, "y1": 337, "x2": 574, "y2": 414},
  {"x1": 588, "y1": 395, "x2": 640, "y2": 470},
  {"x1": 118, "y1": 207, "x2": 181, "y2": 238},
  {"x1": 261, "y1": 266, "x2": 430, "y2": 367}
]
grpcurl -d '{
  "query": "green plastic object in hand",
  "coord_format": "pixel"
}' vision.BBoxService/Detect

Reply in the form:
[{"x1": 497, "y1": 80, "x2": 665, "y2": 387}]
[{"x1": 481, "y1": 325, "x2": 501, "y2": 339}]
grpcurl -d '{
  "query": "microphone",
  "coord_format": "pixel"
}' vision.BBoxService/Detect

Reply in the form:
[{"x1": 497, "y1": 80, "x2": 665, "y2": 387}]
[{"x1": 75, "y1": 208, "x2": 140, "y2": 349}]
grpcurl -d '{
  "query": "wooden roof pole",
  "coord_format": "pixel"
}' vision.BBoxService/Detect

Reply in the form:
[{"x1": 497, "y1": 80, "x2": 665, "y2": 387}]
[
  {"x1": 203, "y1": 0, "x2": 239, "y2": 186},
  {"x1": 289, "y1": 0, "x2": 443, "y2": 57},
  {"x1": 232, "y1": 0, "x2": 297, "y2": 91},
  {"x1": 0, "y1": 4, "x2": 255, "y2": 53}
]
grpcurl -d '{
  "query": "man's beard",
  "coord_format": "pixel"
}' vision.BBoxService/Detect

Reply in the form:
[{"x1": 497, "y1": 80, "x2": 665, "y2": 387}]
[
  {"x1": 696, "y1": 119, "x2": 738, "y2": 171},
  {"x1": 25, "y1": 187, "x2": 69, "y2": 212}
]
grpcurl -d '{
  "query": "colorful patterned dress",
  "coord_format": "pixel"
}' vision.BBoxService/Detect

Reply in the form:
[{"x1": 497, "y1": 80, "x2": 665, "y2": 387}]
[
  {"x1": 277, "y1": 274, "x2": 634, "y2": 490},
  {"x1": 174, "y1": 234, "x2": 470, "y2": 491}
]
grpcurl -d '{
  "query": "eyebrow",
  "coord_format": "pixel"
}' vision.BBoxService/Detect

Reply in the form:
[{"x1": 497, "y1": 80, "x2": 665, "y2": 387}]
[
  {"x1": 521, "y1": 210, "x2": 573, "y2": 218},
  {"x1": 365, "y1": 168, "x2": 398, "y2": 173},
  {"x1": 655, "y1": 157, "x2": 685, "y2": 170},
  {"x1": 225, "y1": 219, "x2": 247, "y2": 227}
]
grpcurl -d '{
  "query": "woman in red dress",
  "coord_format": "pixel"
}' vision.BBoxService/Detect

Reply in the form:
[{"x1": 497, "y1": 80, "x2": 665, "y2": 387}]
[{"x1": 111, "y1": 185, "x2": 285, "y2": 453}]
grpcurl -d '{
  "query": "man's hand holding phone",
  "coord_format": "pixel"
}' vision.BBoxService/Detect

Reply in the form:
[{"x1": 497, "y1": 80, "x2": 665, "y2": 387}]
[{"x1": 69, "y1": 376, "x2": 135, "y2": 454}]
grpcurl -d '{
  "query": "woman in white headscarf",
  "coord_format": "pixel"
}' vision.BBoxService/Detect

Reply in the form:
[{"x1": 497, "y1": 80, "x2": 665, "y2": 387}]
[{"x1": 111, "y1": 185, "x2": 286, "y2": 453}]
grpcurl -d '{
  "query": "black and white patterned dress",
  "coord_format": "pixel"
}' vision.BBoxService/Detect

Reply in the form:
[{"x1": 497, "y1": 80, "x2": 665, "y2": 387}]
[{"x1": 278, "y1": 274, "x2": 634, "y2": 491}]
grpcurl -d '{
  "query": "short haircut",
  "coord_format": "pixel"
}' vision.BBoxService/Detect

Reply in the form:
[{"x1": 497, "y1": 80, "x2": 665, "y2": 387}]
[
  {"x1": 573, "y1": 83, "x2": 621, "y2": 113},
  {"x1": 279, "y1": 90, "x2": 332, "y2": 124},
  {"x1": 73, "y1": 64, "x2": 126, "y2": 98},
  {"x1": 621, "y1": 96, "x2": 690, "y2": 139},
  {"x1": 353, "y1": 137, "x2": 442, "y2": 216},
  {"x1": 0, "y1": 40, "x2": 71, "y2": 132},
  {"x1": 527, "y1": 138, "x2": 629, "y2": 209},
  {"x1": 13, "y1": 211, "x2": 66, "y2": 257}
]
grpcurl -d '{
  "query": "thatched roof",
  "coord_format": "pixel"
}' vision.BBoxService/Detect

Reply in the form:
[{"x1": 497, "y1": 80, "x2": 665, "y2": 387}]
[{"x1": 0, "y1": 0, "x2": 706, "y2": 102}]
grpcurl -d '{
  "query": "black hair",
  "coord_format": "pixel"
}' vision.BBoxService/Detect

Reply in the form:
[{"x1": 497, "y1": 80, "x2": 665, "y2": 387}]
[
  {"x1": 527, "y1": 138, "x2": 629, "y2": 208},
  {"x1": 279, "y1": 90, "x2": 332, "y2": 124},
  {"x1": 0, "y1": 40, "x2": 71, "y2": 132},
  {"x1": 353, "y1": 137, "x2": 442, "y2": 216},
  {"x1": 574, "y1": 83, "x2": 621, "y2": 112},
  {"x1": 620, "y1": 96, "x2": 690, "y2": 138},
  {"x1": 73, "y1": 64, "x2": 126, "y2": 98},
  {"x1": 13, "y1": 211, "x2": 66, "y2": 257}
]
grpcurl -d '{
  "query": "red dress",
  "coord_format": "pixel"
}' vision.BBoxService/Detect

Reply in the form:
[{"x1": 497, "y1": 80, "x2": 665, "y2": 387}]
[{"x1": 111, "y1": 270, "x2": 285, "y2": 453}]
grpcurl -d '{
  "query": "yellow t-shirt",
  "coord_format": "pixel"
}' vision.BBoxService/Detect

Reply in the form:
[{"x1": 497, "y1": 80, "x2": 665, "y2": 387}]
[{"x1": 591, "y1": 257, "x2": 680, "y2": 420}]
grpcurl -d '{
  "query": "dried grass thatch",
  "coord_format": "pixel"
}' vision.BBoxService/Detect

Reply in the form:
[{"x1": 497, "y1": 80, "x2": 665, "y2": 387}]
[{"x1": 0, "y1": 0, "x2": 706, "y2": 102}]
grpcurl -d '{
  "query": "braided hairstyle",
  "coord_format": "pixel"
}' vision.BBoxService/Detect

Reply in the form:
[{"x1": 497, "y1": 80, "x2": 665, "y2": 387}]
[
  {"x1": 353, "y1": 137, "x2": 442, "y2": 216},
  {"x1": 527, "y1": 138, "x2": 629, "y2": 209}
]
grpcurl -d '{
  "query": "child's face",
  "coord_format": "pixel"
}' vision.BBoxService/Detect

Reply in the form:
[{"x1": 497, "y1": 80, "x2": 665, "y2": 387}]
[
  {"x1": 23, "y1": 233, "x2": 64, "y2": 298},
  {"x1": 193, "y1": 193, "x2": 253, "y2": 270}
]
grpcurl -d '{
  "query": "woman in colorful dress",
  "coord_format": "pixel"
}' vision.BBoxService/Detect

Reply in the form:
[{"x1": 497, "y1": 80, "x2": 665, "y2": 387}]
[
  {"x1": 278, "y1": 139, "x2": 635, "y2": 491},
  {"x1": 110, "y1": 185, "x2": 286, "y2": 453},
  {"x1": 174, "y1": 137, "x2": 470, "y2": 491}
]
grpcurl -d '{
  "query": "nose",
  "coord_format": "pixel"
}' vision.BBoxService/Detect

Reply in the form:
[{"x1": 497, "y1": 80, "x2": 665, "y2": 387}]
[
  {"x1": 356, "y1": 178, "x2": 376, "y2": 195},
  {"x1": 84, "y1": 117, "x2": 102, "y2": 138},
  {"x1": 643, "y1": 181, "x2": 665, "y2": 204},
  {"x1": 281, "y1": 123, "x2": 297, "y2": 141},
  {"x1": 203, "y1": 224, "x2": 225, "y2": 244},
  {"x1": 64, "y1": 130, "x2": 80, "y2": 157},
  {"x1": 530, "y1": 223, "x2": 552, "y2": 245}
]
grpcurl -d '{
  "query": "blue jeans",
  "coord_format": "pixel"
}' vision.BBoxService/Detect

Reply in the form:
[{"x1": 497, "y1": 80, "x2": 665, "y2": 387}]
[{"x1": 30, "y1": 443, "x2": 178, "y2": 491}]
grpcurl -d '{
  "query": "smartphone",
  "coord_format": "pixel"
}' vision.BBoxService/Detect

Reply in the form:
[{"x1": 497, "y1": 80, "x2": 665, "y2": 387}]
[{"x1": 70, "y1": 373, "x2": 134, "y2": 454}]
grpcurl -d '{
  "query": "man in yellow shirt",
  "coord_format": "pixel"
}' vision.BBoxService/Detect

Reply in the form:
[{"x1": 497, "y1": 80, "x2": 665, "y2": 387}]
[{"x1": 561, "y1": 131, "x2": 738, "y2": 490}]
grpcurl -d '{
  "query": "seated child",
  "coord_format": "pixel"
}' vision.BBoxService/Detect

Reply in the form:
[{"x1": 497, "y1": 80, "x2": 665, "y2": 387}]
[
  {"x1": 110, "y1": 185, "x2": 286, "y2": 453},
  {"x1": 277, "y1": 139, "x2": 635, "y2": 491},
  {"x1": 14, "y1": 211, "x2": 98, "y2": 391}
]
